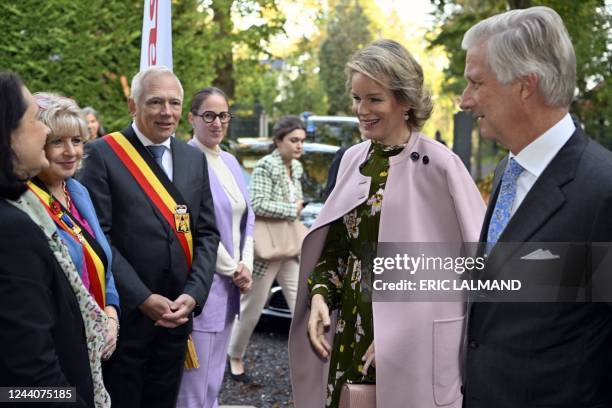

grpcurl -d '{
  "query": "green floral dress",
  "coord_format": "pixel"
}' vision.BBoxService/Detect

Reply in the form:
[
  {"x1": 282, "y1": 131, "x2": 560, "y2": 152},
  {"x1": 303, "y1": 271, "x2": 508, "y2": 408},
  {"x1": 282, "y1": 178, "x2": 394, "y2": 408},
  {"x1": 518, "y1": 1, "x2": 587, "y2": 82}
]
[{"x1": 308, "y1": 141, "x2": 405, "y2": 407}]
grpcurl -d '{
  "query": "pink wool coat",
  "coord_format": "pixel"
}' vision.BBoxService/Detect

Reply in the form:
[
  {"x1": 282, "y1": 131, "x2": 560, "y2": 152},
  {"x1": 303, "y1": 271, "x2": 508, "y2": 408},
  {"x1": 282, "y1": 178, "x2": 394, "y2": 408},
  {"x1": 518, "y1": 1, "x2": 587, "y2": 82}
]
[{"x1": 289, "y1": 134, "x2": 486, "y2": 408}]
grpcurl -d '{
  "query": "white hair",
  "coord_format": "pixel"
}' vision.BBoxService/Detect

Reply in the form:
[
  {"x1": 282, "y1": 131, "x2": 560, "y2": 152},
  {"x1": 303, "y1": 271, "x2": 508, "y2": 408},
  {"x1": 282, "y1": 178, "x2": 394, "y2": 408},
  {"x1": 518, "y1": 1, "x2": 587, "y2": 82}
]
[
  {"x1": 130, "y1": 66, "x2": 184, "y2": 104},
  {"x1": 462, "y1": 6, "x2": 576, "y2": 108}
]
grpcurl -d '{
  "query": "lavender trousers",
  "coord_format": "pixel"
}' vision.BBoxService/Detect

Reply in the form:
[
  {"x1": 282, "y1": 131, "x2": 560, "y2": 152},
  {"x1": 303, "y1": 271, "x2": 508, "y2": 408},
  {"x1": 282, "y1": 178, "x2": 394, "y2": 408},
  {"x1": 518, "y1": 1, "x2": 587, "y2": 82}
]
[{"x1": 176, "y1": 322, "x2": 233, "y2": 408}]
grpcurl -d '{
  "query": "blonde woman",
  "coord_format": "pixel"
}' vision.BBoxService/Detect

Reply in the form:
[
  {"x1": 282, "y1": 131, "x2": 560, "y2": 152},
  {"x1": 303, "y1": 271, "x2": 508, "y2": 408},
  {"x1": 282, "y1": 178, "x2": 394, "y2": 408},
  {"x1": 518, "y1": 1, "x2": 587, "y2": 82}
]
[
  {"x1": 289, "y1": 40, "x2": 486, "y2": 408},
  {"x1": 31, "y1": 93, "x2": 119, "y2": 360}
]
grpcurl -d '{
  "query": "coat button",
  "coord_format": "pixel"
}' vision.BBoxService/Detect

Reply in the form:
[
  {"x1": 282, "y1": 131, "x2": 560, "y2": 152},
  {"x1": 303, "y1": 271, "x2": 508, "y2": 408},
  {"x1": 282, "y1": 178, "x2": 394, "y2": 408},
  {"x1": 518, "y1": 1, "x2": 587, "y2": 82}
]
[
  {"x1": 422, "y1": 155, "x2": 429, "y2": 164},
  {"x1": 410, "y1": 152, "x2": 420, "y2": 161},
  {"x1": 469, "y1": 340, "x2": 478, "y2": 349}
]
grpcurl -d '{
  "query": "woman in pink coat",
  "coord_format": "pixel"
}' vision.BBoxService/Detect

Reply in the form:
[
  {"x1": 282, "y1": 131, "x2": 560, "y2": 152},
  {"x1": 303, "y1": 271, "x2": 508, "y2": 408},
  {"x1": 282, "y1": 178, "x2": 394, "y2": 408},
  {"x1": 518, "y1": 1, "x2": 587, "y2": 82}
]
[{"x1": 288, "y1": 39, "x2": 486, "y2": 408}]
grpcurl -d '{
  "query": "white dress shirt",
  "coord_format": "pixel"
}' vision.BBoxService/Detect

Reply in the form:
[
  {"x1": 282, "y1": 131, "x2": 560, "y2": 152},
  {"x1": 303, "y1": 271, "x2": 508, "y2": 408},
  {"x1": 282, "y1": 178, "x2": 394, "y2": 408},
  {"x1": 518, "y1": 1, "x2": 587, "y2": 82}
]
[
  {"x1": 132, "y1": 123, "x2": 174, "y2": 181},
  {"x1": 508, "y1": 113, "x2": 575, "y2": 216}
]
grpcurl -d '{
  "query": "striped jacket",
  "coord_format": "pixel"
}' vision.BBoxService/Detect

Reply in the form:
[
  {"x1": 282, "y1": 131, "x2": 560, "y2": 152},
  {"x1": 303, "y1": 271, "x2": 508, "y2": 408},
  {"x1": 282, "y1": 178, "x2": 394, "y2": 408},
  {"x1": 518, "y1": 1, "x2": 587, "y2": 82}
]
[{"x1": 250, "y1": 149, "x2": 303, "y2": 277}]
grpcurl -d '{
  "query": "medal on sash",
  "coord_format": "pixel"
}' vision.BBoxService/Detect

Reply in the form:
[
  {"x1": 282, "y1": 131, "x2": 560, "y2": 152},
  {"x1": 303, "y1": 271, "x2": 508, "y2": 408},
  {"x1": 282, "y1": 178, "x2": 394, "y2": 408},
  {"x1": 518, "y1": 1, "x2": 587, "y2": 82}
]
[
  {"x1": 174, "y1": 205, "x2": 191, "y2": 233},
  {"x1": 48, "y1": 193, "x2": 85, "y2": 242}
]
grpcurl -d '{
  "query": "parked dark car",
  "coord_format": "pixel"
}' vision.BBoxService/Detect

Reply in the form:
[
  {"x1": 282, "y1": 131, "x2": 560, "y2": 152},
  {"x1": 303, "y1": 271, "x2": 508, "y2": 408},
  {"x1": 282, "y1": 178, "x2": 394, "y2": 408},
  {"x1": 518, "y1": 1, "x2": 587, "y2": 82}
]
[{"x1": 227, "y1": 138, "x2": 339, "y2": 319}]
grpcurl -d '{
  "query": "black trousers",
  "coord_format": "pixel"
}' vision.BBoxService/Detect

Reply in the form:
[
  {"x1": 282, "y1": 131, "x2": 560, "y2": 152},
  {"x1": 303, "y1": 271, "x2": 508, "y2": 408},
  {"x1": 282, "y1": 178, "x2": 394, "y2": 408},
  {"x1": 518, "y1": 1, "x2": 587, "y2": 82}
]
[{"x1": 103, "y1": 309, "x2": 188, "y2": 408}]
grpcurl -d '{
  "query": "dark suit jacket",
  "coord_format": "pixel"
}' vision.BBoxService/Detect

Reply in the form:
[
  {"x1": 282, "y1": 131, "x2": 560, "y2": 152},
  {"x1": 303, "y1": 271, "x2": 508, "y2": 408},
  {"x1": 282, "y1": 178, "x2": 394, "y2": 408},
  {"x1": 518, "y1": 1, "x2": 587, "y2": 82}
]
[
  {"x1": 465, "y1": 128, "x2": 612, "y2": 408},
  {"x1": 0, "y1": 200, "x2": 94, "y2": 407},
  {"x1": 323, "y1": 146, "x2": 347, "y2": 200},
  {"x1": 78, "y1": 126, "x2": 219, "y2": 328}
]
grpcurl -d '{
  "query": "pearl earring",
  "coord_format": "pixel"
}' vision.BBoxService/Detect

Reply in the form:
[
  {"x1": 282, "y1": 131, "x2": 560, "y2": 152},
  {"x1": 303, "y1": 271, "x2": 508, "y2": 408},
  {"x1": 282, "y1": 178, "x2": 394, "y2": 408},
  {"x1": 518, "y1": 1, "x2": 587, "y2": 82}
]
[{"x1": 404, "y1": 111, "x2": 410, "y2": 121}]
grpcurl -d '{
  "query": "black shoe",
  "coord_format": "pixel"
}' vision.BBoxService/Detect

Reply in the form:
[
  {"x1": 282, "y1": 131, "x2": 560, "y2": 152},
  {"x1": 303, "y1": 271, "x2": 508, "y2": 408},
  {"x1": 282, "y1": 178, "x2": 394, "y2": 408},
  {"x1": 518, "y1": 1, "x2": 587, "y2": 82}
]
[{"x1": 227, "y1": 358, "x2": 251, "y2": 383}]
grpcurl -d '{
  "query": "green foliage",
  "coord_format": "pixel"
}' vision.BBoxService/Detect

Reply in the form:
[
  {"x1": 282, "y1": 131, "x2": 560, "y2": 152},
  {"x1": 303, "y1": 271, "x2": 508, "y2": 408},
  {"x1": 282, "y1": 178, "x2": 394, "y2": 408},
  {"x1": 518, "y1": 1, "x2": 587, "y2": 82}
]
[
  {"x1": 318, "y1": 0, "x2": 374, "y2": 115},
  {"x1": 275, "y1": 37, "x2": 329, "y2": 116},
  {"x1": 1, "y1": 0, "x2": 144, "y2": 133},
  {"x1": 210, "y1": 0, "x2": 285, "y2": 101},
  {"x1": 428, "y1": 0, "x2": 612, "y2": 147},
  {"x1": 234, "y1": 57, "x2": 279, "y2": 115},
  {"x1": 0, "y1": 0, "x2": 284, "y2": 140}
]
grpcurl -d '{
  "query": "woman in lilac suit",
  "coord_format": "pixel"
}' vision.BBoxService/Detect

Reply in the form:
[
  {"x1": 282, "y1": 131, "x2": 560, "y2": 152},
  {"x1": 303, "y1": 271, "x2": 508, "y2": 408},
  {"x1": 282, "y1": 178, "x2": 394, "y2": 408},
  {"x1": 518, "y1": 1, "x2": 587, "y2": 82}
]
[
  {"x1": 177, "y1": 87, "x2": 254, "y2": 408},
  {"x1": 289, "y1": 40, "x2": 486, "y2": 408}
]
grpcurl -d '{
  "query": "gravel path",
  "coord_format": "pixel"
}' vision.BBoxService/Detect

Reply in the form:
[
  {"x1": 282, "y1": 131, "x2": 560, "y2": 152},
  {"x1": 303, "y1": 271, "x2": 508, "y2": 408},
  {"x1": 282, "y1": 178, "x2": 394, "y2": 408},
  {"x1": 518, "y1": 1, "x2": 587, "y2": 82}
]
[{"x1": 218, "y1": 318, "x2": 294, "y2": 408}]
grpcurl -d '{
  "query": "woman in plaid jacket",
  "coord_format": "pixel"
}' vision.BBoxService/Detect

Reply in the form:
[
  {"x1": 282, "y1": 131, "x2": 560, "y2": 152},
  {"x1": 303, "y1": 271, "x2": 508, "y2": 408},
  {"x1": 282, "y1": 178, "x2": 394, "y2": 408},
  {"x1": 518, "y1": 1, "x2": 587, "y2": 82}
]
[{"x1": 228, "y1": 115, "x2": 306, "y2": 380}]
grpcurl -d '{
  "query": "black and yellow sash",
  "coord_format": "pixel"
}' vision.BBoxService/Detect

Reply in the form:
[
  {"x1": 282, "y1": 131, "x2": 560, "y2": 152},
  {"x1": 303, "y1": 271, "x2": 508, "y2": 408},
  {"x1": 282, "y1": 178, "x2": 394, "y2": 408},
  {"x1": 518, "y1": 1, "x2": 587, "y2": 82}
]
[
  {"x1": 28, "y1": 178, "x2": 108, "y2": 308},
  {"x1": 102, "y1": 132, "x2": 194, "y2": 269}
]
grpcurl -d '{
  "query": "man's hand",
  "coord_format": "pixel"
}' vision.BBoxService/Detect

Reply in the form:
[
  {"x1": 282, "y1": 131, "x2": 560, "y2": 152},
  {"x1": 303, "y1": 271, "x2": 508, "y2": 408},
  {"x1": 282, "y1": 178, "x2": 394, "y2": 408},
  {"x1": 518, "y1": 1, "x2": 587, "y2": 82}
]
[
  {"x1": 156, "y1": 293, "x2": 197, "y2": 328},
  {"x1": 233, "y1": 263, "x2": 252, "y2": 293},
  {"x1": 139, "y1": 293, "x2": 173, "y2": 322},
  {"x1": 307, "y1": 294, "x2": 331, "y2": 358}
]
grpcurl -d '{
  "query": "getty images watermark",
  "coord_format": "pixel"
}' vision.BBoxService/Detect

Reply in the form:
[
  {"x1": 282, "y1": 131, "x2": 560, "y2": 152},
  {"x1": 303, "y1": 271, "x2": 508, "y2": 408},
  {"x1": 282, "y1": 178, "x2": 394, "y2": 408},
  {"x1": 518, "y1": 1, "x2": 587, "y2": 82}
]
[
  {"x1": 372, "y1": 252, "x2": 520, "y2": 292},
  {"x1": 364, "y1": 242, "x2": 612, "y2": 302}
]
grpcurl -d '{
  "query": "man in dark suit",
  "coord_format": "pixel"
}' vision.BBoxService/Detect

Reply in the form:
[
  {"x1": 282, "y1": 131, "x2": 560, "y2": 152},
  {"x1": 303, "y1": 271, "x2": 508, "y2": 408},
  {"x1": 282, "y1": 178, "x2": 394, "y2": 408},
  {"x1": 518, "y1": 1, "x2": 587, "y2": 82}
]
[
  {"x1": 79, "y1": 66, "x2": 219, "y2": 407},
  {"x1": 459, "y1": 6, "x2": 612, "y2": 408}
]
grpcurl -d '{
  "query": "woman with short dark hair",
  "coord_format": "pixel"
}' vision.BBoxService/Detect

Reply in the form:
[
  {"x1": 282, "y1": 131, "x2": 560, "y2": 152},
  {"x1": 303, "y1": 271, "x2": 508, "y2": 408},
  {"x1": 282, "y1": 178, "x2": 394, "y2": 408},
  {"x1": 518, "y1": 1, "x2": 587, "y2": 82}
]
[
  {"x1": 0, "y1": 71, "x2": 110, "y2": 407},
  {"x1": 227, "y1": 115, "x2": 307, "y2": 381}
]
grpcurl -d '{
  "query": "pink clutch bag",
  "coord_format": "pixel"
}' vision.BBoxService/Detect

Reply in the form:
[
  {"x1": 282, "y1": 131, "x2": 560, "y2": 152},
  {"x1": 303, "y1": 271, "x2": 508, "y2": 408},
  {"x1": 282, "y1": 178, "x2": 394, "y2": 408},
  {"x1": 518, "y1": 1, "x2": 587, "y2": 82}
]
[{"x1": 339, "y1": 383, "x2": 376, "y2": 408}]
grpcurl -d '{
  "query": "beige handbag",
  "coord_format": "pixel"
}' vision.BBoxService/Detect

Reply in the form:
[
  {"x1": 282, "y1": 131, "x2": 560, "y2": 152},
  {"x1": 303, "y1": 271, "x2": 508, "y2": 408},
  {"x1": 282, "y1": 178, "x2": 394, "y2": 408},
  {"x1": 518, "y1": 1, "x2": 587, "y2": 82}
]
[
  {"x1": 339, "y1": 383, "x2": 376, "y2": 408},
  {"x1": 253, "y1": 217, "x2": 308, "y2": 261}
]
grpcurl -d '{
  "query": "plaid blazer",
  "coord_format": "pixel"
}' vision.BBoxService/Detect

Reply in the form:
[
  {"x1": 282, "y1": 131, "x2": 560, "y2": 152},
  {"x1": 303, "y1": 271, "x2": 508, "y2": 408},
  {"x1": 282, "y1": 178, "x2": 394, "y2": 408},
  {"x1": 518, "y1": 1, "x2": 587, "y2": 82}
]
[{"x1": 251, "y1": 149, "x2": 303, "y2": 277}]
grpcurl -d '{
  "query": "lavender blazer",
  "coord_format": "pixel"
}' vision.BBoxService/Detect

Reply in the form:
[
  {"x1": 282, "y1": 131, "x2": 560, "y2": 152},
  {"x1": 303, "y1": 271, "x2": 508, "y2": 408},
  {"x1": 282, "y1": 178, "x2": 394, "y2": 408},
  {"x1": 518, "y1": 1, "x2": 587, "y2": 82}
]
[
  {"x1": 187, "y1": 140, "x2": 255, "y2": 332},
  {"x1": 289, "y1": 134, "x2": 486, "y2": 408}
]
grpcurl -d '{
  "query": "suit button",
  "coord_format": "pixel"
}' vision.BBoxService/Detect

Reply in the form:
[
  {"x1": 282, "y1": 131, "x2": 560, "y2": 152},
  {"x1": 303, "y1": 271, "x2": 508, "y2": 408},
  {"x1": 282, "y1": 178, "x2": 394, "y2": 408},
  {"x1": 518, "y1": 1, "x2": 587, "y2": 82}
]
[{"x1": 469, "y1": 340, "x2": 478, "y2": 349}]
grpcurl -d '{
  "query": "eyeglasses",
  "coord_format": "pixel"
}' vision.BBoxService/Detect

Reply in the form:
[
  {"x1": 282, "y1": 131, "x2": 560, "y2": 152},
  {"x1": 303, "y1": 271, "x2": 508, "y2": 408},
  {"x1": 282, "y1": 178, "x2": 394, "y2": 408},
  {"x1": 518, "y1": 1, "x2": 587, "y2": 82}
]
[{"x1": 194, "y1": 111, "x2": 232, "y2": 124}]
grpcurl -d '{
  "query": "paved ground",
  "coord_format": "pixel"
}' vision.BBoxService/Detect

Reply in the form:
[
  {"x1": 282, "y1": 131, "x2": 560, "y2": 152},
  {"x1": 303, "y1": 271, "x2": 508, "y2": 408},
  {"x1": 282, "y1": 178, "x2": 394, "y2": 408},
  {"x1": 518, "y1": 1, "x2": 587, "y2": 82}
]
[{"x1": 218, "y1": 318, "x2": 294, "y2": 408}]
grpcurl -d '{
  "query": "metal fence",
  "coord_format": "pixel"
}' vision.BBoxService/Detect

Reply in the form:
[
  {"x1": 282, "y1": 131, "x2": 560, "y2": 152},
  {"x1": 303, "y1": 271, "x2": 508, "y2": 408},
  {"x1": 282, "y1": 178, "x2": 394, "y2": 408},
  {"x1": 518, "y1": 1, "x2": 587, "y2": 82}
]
[{"x1": 228, "y1": 104, "x2": 264, "y2": 140}]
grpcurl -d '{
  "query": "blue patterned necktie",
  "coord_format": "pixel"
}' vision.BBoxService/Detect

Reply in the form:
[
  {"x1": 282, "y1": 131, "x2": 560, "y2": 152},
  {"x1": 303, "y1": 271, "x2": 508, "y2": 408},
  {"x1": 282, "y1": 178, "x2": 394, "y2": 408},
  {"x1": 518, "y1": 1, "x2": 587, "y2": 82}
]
[
  {"x1": 147, "y1": 145, "x2": 165, "y2": 169},
  {"x1": 486, "y1": 158, "x2": 524, "y2": 254}
]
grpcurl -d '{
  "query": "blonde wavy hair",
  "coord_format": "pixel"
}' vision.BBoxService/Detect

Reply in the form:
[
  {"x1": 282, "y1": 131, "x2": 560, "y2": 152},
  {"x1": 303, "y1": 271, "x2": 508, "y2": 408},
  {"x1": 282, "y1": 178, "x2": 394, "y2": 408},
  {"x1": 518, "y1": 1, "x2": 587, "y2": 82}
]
[
  {"x1": 346, "y1": 39, "x2": 433, "y2": 131},
  {"x1": 34, "y1": 92, "x2": 89, "y2": 142}
]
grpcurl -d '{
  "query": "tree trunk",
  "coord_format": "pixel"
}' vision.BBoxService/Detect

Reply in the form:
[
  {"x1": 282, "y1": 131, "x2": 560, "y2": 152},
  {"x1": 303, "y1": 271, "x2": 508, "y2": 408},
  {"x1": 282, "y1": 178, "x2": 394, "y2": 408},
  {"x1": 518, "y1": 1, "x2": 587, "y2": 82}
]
[{"x1": 212, "y1": 0, "x2": 235, "y2": 99}]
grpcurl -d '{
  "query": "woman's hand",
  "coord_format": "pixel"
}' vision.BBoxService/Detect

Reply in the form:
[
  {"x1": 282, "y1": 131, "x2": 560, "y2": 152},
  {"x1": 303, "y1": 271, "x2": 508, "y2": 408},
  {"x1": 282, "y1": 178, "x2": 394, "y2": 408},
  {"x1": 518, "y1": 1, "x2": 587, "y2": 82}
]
[
  {"x1": 308, "y1": 294, "x2": 331, "y2": 358},
  {"x1": 361, "y1": 341, "x2": 375, "y2": 375},
  {"x1": 233, "y1": 263, "x2": 253, "y2": 293},
  {"x1": 102, "y1": 306, "x2": 119, "y2": 360}
]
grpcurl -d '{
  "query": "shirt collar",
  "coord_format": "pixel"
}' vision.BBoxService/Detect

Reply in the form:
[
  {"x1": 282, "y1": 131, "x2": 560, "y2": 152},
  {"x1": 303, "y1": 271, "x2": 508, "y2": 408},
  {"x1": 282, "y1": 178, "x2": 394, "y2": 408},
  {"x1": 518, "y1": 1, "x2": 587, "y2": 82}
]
[
  {"x1": 131, "y1": 122, "x2": 172, "y2": 150},
  {"x1": 510, "y1": 113, "x2": 575, "y2": 178}
]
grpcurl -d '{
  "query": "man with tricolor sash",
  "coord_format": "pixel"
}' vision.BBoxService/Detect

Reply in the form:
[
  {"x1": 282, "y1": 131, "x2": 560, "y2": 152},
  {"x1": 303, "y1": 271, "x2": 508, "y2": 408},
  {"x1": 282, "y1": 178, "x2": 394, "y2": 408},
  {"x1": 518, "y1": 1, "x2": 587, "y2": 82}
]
[{"x1": 79, "y1": 66, "x2": 219, "y2": 408}]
